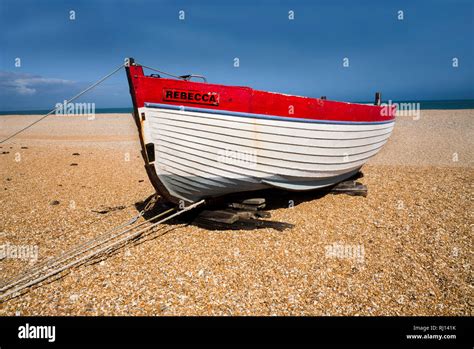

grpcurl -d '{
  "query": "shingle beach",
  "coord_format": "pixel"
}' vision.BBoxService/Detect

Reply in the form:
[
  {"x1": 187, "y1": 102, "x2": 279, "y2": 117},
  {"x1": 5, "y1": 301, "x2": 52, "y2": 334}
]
[{"x1": 0, "y1": 110, "x2": 472, "y2": 315}]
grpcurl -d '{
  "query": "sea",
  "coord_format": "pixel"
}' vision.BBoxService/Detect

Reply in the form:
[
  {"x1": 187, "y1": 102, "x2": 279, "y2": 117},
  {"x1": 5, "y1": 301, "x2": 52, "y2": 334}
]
[
  {"x1": 0, "y1": 107, "x2": 133, "y2": 115},
  {"x1": 357, "y1": 99, "x2": 474, "y2": 110},
  {"x1": 0, "y1": 100, "x2": 473, "y2": 115}
]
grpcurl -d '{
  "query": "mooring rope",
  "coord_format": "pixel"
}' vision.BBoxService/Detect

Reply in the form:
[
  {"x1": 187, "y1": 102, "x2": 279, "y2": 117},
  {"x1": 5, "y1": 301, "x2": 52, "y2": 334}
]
[
  {"x1": 0, "y1": 200, "x2": 205, "y2": 301},
  {"x1": 1, "y1": 194, "x2": 163, "y2": 289},
  {"x1": 136, "y1": 62, "x2": 207, "y2": 82},
  {"x1": 0, "y1": 194, "x2": 171, "y2": 292},
  {"x1": 0, "y1": 208, "x2": 149, "y2": 292},
  {"x1": 0, "y1": 62, "x2": 126, "y2": 144},
  {"x1": 134, "y1": 62, "x2": 186, "y2": 80},
  {"x1": 0, "y1": 60, "x2": 200, "y2": 144}
]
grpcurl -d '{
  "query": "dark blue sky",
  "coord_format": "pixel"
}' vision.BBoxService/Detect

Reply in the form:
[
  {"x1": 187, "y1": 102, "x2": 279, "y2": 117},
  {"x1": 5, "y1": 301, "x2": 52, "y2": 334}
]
[{"x1": 0, "y1": 0, "x2": 473, "y2": 110}]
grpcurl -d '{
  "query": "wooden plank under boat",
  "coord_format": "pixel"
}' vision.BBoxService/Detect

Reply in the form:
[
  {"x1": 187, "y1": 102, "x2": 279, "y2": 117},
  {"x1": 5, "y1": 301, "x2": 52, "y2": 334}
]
[{"x1": 125, "y1": 58, "x2": 396, "y2": 204}]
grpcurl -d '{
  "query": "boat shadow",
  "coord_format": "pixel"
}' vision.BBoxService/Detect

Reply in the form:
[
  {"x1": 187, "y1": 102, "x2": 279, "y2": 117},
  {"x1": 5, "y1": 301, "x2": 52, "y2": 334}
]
[{"x1": 134, "y1": 172, "x2": 364, "y2": 232}]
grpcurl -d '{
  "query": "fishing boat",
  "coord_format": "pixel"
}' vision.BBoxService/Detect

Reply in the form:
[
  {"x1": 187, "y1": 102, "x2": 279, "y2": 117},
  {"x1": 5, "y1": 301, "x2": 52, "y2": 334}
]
[{"x1": 125, "y1": 58, "x2": 396, "y2": 204}]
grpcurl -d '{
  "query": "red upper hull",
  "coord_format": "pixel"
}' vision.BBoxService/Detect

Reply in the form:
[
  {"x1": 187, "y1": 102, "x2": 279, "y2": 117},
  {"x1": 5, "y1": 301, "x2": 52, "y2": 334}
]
[{"x1": 128, "y1": 64, "x2": 396, "y2": 123}]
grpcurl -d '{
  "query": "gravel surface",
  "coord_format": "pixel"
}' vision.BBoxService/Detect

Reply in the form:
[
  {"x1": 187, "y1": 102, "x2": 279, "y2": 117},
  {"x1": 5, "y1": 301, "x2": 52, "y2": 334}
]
[{"x1": 0, "y1": 111, "x2": 472, "y2": 315}]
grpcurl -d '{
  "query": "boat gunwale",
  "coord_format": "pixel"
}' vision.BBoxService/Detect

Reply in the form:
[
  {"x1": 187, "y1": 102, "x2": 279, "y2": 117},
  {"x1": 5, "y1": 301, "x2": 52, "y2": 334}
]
[{"x1": 144, "y1": 102, "x2": 395, "y2": 126}]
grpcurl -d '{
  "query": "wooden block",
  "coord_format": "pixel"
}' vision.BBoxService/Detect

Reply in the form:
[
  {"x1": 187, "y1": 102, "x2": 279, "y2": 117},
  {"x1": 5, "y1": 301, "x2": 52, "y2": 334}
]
[
  {"x1": 196, "y1": 210, "x2": 239, "y2": 224},
  {"x1": 228, "y1": 203, "x2": 265, "y2": 211},
  {"x1": 241, "y1": 198, "x2": 265, "y2": 205},
  {"x1": 330, "y1": 181, "x2": 368, "y2": 197},
  {"x1": 235, "y1": 210, "x2": 272, "y2": 220}
]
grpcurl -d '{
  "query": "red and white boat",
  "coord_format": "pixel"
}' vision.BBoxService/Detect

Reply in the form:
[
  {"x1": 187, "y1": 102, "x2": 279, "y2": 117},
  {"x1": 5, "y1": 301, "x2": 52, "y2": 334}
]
[{"x1": 125, "y1": 58, "x2": 396, "y2": 204}]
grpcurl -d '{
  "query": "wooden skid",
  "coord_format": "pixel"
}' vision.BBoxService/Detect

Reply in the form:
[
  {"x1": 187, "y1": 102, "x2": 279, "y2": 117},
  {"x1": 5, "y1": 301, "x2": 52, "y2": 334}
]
[
  {"x1": 329, "y1": 180, "x2": 368, "y2": 197},
  {"x1": 194, "y1": 197, "x2": 292, "y2": 231}
]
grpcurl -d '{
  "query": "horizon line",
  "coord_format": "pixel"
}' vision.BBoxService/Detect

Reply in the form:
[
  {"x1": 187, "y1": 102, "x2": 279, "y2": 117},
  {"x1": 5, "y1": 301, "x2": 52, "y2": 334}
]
[{"x1": 1, "y1": 98, "x2": 474, "y2": 113}]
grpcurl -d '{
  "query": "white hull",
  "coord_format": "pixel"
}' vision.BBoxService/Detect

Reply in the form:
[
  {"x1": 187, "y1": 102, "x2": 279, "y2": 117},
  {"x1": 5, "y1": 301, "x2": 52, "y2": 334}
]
[{"x1": 139, "y1": 105, "x2": 395, "y2": 203}]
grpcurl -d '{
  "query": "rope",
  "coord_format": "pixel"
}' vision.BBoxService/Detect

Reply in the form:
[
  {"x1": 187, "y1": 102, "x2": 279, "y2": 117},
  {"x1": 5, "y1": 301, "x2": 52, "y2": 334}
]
[
  {"x1": 0, "y1": 62, "x2": 126, "y2": 144},
  {"x1": 0, "y1": 199, "x2": 168, "y2": 292},
  {"x1": 0, "y1": 60, "x2": 203, "y2": 144},
  {"x1": 134, "y1": 62, "x2": 186, "y2": 80},
  {"x1": 0, "y1": 200, "x2": 205, "y2": 301},
  {"x1": 0, "y1": 208, "x2": 148, "y2": 291}
]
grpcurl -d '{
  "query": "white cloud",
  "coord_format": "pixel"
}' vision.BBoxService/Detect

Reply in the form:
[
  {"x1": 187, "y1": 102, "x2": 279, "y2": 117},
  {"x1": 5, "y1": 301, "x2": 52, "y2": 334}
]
[{"x1": 0, "y1": 71, "x2": 75, "y2": 96}]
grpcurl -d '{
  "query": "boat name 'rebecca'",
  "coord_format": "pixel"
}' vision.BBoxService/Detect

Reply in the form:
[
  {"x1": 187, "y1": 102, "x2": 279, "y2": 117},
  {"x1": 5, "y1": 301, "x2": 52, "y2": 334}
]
[{"x1": 163, "y1": 88, "x2": 219, "y2": 106}]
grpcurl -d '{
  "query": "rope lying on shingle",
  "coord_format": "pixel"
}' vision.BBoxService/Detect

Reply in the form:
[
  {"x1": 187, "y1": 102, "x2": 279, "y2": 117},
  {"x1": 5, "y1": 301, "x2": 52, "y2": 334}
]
[{"x1": 0, "y1": 200, "x2": 205, "y2": 302}]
